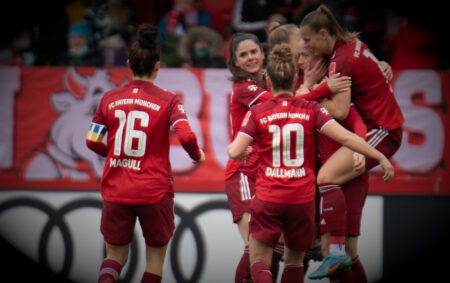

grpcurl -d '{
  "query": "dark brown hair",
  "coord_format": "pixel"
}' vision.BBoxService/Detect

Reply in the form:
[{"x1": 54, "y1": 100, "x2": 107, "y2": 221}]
[
  {"x1": 300, "y1": 5, "x2": 359, "y2": 42},
  {"x1": 267, "y1": 44, "x2": 296, "y2": 92},
  {"x1": 226, "y1": 32, "x2": 264, "y2": 84},
  {"x1": 128, "y1": 24, "x2": 161, "y2": 77}
]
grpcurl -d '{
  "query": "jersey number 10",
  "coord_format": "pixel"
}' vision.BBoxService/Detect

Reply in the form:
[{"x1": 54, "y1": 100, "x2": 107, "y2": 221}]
[{"x1": 268, "y1": 123, "x2": 305, "y2": 167}]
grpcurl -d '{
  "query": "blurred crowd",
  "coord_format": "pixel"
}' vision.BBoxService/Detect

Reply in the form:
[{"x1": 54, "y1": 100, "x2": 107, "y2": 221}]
[{"x1": 0, "y1": 0, "x2": 447, "y2": 70}]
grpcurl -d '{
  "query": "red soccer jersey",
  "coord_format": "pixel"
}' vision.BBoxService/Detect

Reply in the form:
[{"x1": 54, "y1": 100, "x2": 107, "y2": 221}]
[
  {"x1": 240, "y1": 93, "x2": 333, "y2": 204},
  {"x1": 329, "y1": 39, "x2": 404, "y2": 130},
  {"x1": 225, "y1": 79, "x2": 273, "y2": 180},
  {"x1": 90, "y1": 80, "x2": 191, "y2": 204}
]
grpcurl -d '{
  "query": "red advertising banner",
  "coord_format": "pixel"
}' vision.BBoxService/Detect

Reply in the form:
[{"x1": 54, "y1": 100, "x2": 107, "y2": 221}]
[{"x1": 0, "y1": 66, "x2": 449, "y2": 194}]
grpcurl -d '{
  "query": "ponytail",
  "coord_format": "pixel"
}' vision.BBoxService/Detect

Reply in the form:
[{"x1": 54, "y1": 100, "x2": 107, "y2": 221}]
[
  {"x1": 128, "y1": 24, "x2": 161, "y2": 77},
  {"x1": 300, "y1": 5, "x2": 359, "y2": 42}
]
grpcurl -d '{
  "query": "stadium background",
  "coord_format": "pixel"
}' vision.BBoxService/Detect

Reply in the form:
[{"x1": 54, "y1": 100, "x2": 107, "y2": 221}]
[{"x1": 0, "y1": 1, "x2": 449, "y2": 282}]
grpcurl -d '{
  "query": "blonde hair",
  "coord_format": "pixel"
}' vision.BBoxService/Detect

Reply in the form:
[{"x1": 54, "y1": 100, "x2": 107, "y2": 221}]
[
  {"x1": 267, "y1": 44, "x2": 296, "y2": 92},
  {"x1": 300, "y1": 5, "x2": 359, "y2": 42},
  {"x1": 266, "y1": 22, "x2": 300, "y2": 51}
]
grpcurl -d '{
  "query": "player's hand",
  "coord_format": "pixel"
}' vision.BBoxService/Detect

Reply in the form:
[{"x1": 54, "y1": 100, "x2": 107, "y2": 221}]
[
  {"x1": 303, "y1": 58, "x2": 327, "y2": 89},
  {"x1": 295, "y1": 84, "x2": 311, "y2": 96},
  {"x1": 193, "y1": 149, "x2": 205, "y2": 164},
  {"x1": 243, "y1": 146, "x2": 253, "y2": 156},
  {"x1": 380, "y1": 61, "x2": 393, "y2": 81},
  {"x1": 353, "y1": 152, "x2": 366, "y2": 172},
  {"x1": 379, "y1": 157, "x2": 394, "y2": 182},
  {"x1": 326, "y1": 73, "x2": 351, "y2": 94}
]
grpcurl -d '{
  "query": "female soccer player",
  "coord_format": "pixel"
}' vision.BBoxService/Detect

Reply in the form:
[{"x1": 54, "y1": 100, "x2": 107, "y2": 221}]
[
  {"x1": 227, "y1": 44, "x2": 394, "y2": 283},
  {"x1": 86, "y1": 24, "x2": 205, "y2": 283},
  {"x1": 225, "y1": 32, "x2": 349, "y2": 282},
  {"x1": 299, "y1": 5, "x2": 404, "y2": 281},
  {"x1": 224, "y1": 32, "x2": 283, "y2": 283}
]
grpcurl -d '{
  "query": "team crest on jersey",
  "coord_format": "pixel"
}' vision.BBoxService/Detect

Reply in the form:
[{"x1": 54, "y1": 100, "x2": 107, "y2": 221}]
[
  {"x1": 248, "y1": 85, "x2": 258, "y2": 92},
  {"x1": 320, "y1": 107, "x2": 330, "y2": 115}
]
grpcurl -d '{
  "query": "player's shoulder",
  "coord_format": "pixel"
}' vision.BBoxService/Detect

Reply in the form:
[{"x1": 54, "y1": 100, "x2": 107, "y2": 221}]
[
  {"x1": 234, "y1": 79, "x2": 265, "y2": 94},
  {"x1": 251, "y1": 97, "x2": 277, "y2": 113},
  {"x1": 100, "y1": 82, "x2": 130, "y2": 102},
  {"x1": 293, "y1": 97, "x2": 329, "y2": 114}
]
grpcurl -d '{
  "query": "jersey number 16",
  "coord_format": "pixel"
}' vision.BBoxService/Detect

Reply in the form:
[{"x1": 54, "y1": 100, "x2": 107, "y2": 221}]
[{"x1": 114, "y1": 110, "x2": 148, "y2": 157}]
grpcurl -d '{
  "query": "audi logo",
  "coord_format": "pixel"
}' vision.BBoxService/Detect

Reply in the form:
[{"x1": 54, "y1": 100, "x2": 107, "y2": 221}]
[{"x1": 0, "y1": 194, "x2": 232, "y2": 283}]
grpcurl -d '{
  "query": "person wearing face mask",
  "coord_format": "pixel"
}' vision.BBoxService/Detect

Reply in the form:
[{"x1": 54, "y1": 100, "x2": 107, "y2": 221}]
[
  {"x1": 177, "y1": 26, "x2": 226, "y2": 68},
  {"x1": 57, "y1": 20, "x2": 103, "y2": 66}
]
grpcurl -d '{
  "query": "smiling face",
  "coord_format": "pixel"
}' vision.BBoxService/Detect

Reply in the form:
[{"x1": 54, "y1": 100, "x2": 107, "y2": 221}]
[
  {"x1": 299, "y1": 25, "x2": 329, "y2": 57},
  {"x1": 233, "y1": 39, "x2": 265, "y2": 75}
]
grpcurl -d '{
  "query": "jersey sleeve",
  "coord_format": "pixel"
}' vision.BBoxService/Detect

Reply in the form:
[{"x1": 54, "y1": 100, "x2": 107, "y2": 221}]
[
  {"x1": 238, "y1": 110, "x2": 258, "y2": 139},
  {"x1": 168, "y1": 94, "x2": 189, "y2": 126},
  {"x1": 236, "y1": 82, "x2": 272, "y2": 108},
  {"x1": 86, "y1": 101, "x2": 108, "y2": 157},
  {"x1": 301, "y1": 81, "x2": 332, "y2": 101},
  {"x1": 173, "y1": 120, "x2": 202, "y2": 161},
  {"x1": 312, "y1": 102, "x2": 334, "y2": 131}
]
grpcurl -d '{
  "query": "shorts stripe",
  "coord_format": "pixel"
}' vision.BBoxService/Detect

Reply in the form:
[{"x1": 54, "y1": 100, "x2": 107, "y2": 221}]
[
  {"x1": 318, "y1": 184, "x2": 340, "y2": 193},
  {"x1": 99, "y1": 268, "x2": 119, "y2": 281},
  {"x1": 367, "y1": 127, "x2": 389, "y2": 148},
  {"x1": 240, "y1": 173, "x2": 252, "y2": 201}
]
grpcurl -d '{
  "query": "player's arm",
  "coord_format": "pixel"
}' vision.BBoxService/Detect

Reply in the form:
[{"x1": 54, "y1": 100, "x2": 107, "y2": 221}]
[
  {"x1": 86, "y1": 122, "x2": 108, "y2": 157},
  {"x1": 227, "y1": 132, "x2": 253, "y2": 160},
  {"x1": 173, "y1": 120, "x2": 205, "y2": 164},
  {"x1": 320, "y1": 120, "x2": 394, "y2": 182},
  {"x1": 297, "y1": 73, "x2": 352, "y2": 120}
]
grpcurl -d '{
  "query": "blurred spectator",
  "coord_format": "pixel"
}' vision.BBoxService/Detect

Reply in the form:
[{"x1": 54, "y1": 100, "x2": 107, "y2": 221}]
[
  {"x1": 389, "y1": 18, "x2": 438, "y2": 70},
  {"x1": 178, "y1": 26, "x2": 225, "y2": 68},
  {"x1": 57, "y1": 20, "x2": 103, "y2": 66},
  {"x1": 0, "y1": 29, "x2": 34, "y2": 66},
  {"x1": 231, "y1": 0, "x2": 301, "y2": 42},
  {"x1": 65, "y1": 0, "x2": 95, "y2": 27},
  {"x1": 158, "y1": 0, "x2": 211, "y2": 67},
  {"x1": 85, "y1": 0, "x2": 135, "y2": 67},
  {"x1": 127, "y1": 0, "x2": 171, "y2": 26}
]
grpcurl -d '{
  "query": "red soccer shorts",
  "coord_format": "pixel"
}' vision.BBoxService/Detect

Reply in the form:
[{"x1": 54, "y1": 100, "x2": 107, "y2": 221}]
[
  {"x1": 101, "y1": 193, "x2": 174, "y2": 247},
  {"x1": 249, "y1": 197, "x2": 315, "y2": 252},
  {"x1": 225, "y1": 172, "x2": 255, "y2": 223},
  {"x1": 365, "y1": 126, "x2": 402, "y2": 170}
]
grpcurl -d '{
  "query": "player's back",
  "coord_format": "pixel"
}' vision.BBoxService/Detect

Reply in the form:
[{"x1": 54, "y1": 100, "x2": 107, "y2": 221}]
[
  {"x1": 247, "y1": 94, "x2": 332, "y2": 204},
  {"x1": 331, "y1": 39, "x2": 404, "y2": 129},
  {"x1": 98, "y1": 80, "x2": 184, "y2": 204}
]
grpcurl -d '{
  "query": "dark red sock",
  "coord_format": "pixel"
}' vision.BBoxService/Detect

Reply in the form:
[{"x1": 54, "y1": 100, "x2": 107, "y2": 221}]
[
  {"x1": 98, "y1": 259, "x2": 122, "y2": 283},
  {"x1": 280, "y1": 263, "x2": 304, "y2": 283},
  {"x1": 235, "y1": 246, "x2": 251, "y2": 283},
  {"x1": 271, "y1": 243, "x2": 284, "y2": 282},
  {"x1": 250, "y1": 260, "x2": 273, "y2": 283},
  {"x1": 141, "y1": 272, "x2": 162, "y2": 283},
  {"x1": 351, "y1": 256, "x2": 367, "y2": 283},
  {"x1": 329, "y1": 268, "x2": 353, "y2": 283}
]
